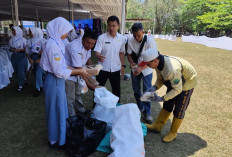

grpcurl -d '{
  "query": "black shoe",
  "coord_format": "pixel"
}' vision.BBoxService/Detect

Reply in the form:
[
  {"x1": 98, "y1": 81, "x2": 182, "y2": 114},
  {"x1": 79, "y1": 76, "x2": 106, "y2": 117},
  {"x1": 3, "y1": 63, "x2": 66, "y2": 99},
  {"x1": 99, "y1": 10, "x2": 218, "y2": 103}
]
[
  {"x1": 34, "y1": 90, "x2": 40, "y2": 97},
  {"x1": 48, "y1": 142, "x2": 65, "y2": 150},
  {"x1": 17, "y1": 87, "x2": 23, "y2": 92}
]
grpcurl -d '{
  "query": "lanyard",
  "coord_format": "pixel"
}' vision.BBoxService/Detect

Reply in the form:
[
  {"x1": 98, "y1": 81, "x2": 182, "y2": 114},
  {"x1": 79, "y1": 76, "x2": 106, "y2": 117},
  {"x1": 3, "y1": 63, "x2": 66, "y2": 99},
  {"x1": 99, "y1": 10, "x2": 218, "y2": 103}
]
[
  {"x1": 30, "y1": 42, "x2": 37, "y2": 51},
  {"x1": 50, "y1": 38, "x2": 68, "y2": 61},
  {"x1": 13, "y1": 37, "x2": 22, "y2": 47}
]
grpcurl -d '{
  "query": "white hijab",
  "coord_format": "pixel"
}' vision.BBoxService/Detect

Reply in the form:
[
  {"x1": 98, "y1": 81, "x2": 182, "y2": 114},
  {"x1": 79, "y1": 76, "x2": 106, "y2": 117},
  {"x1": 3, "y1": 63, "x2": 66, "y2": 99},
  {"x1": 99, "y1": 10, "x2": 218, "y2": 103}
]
[
  {"x1": 9, "y1": 26, "x2": 25, "y2": 48},
  {"x1": 46, "y1": 17, "x2": 73, "y2": 53},
  {"x1": 28, "y1": 27, "x2": 43, "y2": 45}
]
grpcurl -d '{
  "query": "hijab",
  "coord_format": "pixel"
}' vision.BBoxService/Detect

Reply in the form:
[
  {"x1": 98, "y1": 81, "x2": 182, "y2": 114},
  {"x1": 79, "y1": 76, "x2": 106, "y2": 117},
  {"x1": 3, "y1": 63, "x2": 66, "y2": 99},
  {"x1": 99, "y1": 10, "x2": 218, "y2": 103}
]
[
  {"x1": 46, "y1": 17, "x2": 73, "y2": 53},
  {"x1": 9, "y1": 26, "x2": 25, "y2": 48}
]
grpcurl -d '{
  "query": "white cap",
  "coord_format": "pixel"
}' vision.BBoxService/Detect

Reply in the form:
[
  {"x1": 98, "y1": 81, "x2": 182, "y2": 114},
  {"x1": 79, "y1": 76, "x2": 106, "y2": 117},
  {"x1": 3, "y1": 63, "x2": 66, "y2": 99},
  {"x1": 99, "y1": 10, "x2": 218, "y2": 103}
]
[{"x1": 139, "y1": 48, "x2": 159, "y2": 67}]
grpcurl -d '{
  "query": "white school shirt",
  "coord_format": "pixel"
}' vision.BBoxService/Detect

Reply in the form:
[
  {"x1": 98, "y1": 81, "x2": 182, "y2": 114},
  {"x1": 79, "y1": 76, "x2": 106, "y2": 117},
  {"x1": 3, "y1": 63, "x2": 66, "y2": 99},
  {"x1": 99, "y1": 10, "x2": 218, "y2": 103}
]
[
  {"x1": 94, "y1": 32, "x2": 125, "y2": 72},
  {"x1": 26, "y1": 39, "x2": 43, "y2": 55},
  {"x1": 40, "y1": 38, "x2": 72, "y2": 80},
  {"x1": 127, "y1": 35, "x2": 157, "y2": 76},
  {"x1": 65, "y1": 38, "x2": 91, "y2": 82}
]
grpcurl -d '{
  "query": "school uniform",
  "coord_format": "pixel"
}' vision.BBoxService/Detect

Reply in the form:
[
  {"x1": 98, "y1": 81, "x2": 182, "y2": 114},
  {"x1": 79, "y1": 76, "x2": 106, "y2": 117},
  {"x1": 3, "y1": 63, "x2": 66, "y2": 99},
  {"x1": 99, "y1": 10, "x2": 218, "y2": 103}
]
[
  {"x1": 65, "y1": 38, "x2": 91, "y2": 116},
  {"x1": 94, "y1": 32, "x2": 125, "y2": 99},
  {"x1": 127, "y1": 35, "x2": 157, "y2": 117},
  {"x1": 26, "y1": 28, "x2": 44, "y2": 91},
  {"x1": 9, "y1": 26, "x2": 28, "y2": 89},
  {"x1": 40, "y1": 17, "x2": 73, "y2": 146}
]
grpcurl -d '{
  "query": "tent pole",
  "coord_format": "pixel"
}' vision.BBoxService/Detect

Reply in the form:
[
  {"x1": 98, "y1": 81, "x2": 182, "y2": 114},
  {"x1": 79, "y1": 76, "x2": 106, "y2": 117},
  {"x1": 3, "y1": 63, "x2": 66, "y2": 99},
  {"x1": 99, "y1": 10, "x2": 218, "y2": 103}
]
[
  {"x1": 10, "y1": 0, "x2": 15, "y2": 25},
  {"x1": 36, "y1": 9, "x2": 39, "y2": 27},
  {"x1": 71, "y1": 2, "x2": 74, "y2": 26},
  {"x1": 121, "y1": 0, "x2": 125, "y2": 35},
  {"x1": 14, "y1": 0, "x2": 19, "y2": 26}
]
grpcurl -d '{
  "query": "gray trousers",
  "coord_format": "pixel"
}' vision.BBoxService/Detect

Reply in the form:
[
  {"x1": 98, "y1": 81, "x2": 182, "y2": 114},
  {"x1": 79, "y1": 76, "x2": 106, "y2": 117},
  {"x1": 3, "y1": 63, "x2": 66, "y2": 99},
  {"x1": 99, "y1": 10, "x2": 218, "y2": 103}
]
[{"x1": 65, "y1": 80, "x2": 85, "y2": 117}]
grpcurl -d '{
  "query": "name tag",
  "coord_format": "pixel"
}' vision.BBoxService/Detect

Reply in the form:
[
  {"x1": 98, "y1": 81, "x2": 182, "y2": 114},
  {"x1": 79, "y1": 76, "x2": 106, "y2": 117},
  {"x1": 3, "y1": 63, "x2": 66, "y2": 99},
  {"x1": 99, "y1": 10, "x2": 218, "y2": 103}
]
[{"x1": 105, "y1": 42, "x2": 110, "y2": 44}]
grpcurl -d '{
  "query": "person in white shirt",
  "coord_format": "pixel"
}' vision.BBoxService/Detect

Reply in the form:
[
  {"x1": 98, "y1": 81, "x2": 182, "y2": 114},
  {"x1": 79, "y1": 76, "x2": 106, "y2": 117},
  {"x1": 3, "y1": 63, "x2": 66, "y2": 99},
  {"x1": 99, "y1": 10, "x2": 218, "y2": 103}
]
[
  {"x1": 9, "y1": 26, "x2": 28, "y2": 92},
  {"x1": 65, "y1": 30, "x2": 98, "y2": 116},
  {"x1": 94, "y1": 16, "x2": 125, "y2": 101},
  {"x1": 26, "y1": 27, "x2": 44, "y2": 96},
  {"x1": 40, "y1": 17, "x2": 90, "y2": 148},
  {"x1": 127, "y1": 23, "x2": 157, "y2": 123}
]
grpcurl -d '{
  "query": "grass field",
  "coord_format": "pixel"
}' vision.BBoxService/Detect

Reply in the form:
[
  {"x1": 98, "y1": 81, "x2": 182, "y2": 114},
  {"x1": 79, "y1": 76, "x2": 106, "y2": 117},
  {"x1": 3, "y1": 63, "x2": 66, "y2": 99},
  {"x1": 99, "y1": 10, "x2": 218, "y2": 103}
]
[{"x1": 0, "y1": 37, "x2": 232, "y2": 157}]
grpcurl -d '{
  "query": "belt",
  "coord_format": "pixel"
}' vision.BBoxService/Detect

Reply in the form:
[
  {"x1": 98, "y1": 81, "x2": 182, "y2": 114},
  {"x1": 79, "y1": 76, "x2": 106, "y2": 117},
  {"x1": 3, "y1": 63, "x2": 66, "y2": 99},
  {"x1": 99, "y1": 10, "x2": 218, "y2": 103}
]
[
  {"x1": 31, "y1": 53, "x2": 39, "y2": 55},
  {"x1": 17, "y1": 51, "x2": 25, "y2": 54}
]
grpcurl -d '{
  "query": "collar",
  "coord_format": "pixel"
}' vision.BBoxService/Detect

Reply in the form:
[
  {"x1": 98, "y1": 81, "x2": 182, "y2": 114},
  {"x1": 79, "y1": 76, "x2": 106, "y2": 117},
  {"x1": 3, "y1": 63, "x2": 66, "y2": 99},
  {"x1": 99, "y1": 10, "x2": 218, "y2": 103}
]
[
  {"x1": 157, "y1": 54, "x2": 164, "y2": 71},
  {"x1": 107, "y1": 32, "x2": 119, "y2": 38}
]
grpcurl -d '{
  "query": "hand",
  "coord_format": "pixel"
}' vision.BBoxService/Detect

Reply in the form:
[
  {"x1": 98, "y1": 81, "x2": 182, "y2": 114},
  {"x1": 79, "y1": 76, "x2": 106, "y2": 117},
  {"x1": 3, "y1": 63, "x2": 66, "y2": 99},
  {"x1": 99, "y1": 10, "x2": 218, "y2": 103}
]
[
  {"x1": 79, "y1": 69, "x2": 91, "y2": 78},
  {"x1": 35, "y1": 59, "x2": 40, "y2": 64},
  {"x1": 146, "y1": 85, "x2": 157, "y2": 92},
  {"x1": 154, "y1": 93, "x2": 164, "y2": 102},
  {"x1": 121, "y1": 67, "x2": 125, "y2": 78},
  {"x1": 130, "y1": 63, "x2": 137, "y2": 68},
  {"x1": 29, "y1": 59, "x2": 34, "y2": 65},
  {"x1": 96, "y1": 53, "x2": 105, "y2": 62},
  {"x1": 133, "y1": 66, "x2": 142, "y2": 76}
]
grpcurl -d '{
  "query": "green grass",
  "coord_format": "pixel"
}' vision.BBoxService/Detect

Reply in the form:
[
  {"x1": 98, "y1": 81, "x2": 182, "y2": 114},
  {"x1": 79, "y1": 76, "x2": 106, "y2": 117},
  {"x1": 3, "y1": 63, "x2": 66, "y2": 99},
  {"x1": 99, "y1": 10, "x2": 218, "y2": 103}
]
[{"x1": 0, "y1": 37, "x2": 231, "y2": 157}]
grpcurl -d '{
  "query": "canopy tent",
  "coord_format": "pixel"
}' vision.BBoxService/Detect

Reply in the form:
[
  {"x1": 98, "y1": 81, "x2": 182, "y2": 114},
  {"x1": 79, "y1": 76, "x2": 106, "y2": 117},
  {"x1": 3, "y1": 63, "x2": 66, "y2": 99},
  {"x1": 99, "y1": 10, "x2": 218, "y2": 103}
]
[
  {"x1": 0, "y1": 0, "x2": 126, "y2": 34},
  {"x1": 0, "y1": 0, "x2": 95, "y2": 21}
]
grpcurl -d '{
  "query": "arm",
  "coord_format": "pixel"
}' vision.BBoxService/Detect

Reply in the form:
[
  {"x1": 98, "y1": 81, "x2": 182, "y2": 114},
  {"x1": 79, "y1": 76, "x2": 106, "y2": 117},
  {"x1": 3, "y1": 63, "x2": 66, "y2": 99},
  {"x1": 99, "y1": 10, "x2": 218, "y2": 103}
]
[{"x1": 94, "y1": 35, "x2": 105, "y2": 62}]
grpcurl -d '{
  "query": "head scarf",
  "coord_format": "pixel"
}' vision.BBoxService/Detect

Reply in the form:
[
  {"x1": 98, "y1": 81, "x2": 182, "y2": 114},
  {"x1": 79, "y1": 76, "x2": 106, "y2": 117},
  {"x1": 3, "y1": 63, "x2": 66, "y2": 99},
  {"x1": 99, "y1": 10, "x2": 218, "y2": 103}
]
[
  {"x1": 9, "y1": 26, "x2": 24, "y2": 48},
  {"x1": 27, "y1": 27, "x2": 44, "y2": 52},
  {"x1": 46, "y1": 17, "x2": 73, "y2": 53}
]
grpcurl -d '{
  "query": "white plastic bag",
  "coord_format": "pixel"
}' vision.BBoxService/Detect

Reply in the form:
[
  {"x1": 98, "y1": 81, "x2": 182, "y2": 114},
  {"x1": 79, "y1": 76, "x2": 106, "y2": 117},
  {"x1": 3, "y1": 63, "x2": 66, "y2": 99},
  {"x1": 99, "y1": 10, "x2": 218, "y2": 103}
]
[
  {"x1": 109, "y1": 103, "x2": 145, "y2": 157},
  {"x1": 93, "y1": 87, "x2": 119, "y2": 132}
]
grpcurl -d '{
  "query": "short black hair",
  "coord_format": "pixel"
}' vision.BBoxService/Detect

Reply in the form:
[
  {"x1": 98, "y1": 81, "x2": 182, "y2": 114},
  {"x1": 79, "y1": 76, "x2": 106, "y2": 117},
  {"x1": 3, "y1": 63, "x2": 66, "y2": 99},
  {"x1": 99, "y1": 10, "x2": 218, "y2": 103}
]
[
  {"x1": 107, "y1": 16, "x2": 120, "y2": 25},
  {"x1": 82, "y1": 30, "x2": 98, "y2": 40},
  {"x1": 131, "y1": 23, "x2": 143, "y2": 33}
]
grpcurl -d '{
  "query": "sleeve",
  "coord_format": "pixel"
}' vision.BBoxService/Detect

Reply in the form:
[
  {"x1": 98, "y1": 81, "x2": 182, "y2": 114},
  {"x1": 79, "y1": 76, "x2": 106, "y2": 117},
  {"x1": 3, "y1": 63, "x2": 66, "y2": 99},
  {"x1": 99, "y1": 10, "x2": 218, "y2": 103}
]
[
  {"x1": 127, "y1": 38, "x2": 133, "y2": 54},
  {"x1": 48, "y1": 43, "x2": 72, "y2": 79},
  {"x1": 22, "y1": 38, "x2": 27, "y2": 49},
  {"x1": 25, "y1": 41, "x2": 30, "y2": 54},
  {"x1": 94, "y1": 35, "x2": 103, "y2": 53},
  {"x1": 155, "y1": 71, "x2": 164, "y2": 90},
  {"x1": 119, "y1": 36, "x2": 125, "y2": 53},
  {"x1": 163, "y1": 69, "x2": 183, "y2": 101},
  {"x1": 70, "y1": 46, "x2": 82, "y2": 68}
]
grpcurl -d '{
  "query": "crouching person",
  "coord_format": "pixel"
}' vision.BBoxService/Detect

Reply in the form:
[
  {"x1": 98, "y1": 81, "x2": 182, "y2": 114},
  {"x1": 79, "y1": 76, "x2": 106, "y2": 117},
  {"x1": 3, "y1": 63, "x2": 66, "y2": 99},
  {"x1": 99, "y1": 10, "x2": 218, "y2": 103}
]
[
  {"x1": 65, "y1": 30, "x2": 98, "y2": 117},
  {"x1": 140, "y1": 48, "x2": 197, "y2": 143}
]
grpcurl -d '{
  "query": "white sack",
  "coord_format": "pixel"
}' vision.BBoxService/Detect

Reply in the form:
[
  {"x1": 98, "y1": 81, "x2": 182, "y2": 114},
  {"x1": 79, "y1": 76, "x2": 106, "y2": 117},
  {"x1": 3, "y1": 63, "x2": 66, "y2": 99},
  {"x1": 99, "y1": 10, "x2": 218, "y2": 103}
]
[{"x1": 109, "y1": 103, "x2": 145, "y2": 157}]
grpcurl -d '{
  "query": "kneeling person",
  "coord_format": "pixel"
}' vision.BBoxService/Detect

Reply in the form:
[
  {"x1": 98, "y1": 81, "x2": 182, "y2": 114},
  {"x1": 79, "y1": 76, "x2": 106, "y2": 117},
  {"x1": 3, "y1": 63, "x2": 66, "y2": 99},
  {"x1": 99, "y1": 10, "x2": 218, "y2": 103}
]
[
  {"x1": 140, "y1": 48, "x2": 197, "y2": 143},
  {"x1": 65, "y1": 31, "x2": 98, "y2": 117}
]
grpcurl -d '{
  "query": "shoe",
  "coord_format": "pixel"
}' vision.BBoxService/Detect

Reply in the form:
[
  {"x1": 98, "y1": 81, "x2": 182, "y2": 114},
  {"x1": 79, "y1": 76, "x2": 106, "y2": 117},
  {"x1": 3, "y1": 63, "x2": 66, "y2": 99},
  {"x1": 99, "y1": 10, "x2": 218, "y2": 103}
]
[
  {"x1": 34, "y1": 90, "x2": 40, "y2": 97},
  {"x1": 48, "y1": 142, "x2": 65, "y2": 150},
  {"x1": 144, "y1": 115, "x2": 153, "y2": 124},
  {"x1": 17, "y1": 87, "x2": 23, "y2": 92}
]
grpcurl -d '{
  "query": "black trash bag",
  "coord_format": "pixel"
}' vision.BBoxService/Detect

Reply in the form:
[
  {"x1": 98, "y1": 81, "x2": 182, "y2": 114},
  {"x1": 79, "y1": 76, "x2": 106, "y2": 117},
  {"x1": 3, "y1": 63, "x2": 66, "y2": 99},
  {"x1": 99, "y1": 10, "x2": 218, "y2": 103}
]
[{"x1": 65, "y1": 115, "x2": 107, "y2": 157}]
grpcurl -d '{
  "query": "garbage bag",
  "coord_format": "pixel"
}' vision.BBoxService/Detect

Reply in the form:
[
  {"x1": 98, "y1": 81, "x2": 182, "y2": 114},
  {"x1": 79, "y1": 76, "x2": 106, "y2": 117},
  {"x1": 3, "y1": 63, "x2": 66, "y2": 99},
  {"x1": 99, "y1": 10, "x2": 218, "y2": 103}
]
[
  {"x1": 93, "y1": 87, "x2": 119, "y2": 133},
  {"x1": 65, "y1": 115, "x2": 107, "y2": 157}
]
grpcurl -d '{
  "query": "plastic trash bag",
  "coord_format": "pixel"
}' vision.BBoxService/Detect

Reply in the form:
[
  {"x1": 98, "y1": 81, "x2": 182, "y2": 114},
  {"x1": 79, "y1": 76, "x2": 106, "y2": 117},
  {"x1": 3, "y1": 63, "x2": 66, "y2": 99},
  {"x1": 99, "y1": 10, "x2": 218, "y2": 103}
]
[
  {"x1": 93, "y1": 87, "x2": 119, "y2": 133},
  {"x1": 65, "y1": 115, "x2": 107, "y2": 157}
]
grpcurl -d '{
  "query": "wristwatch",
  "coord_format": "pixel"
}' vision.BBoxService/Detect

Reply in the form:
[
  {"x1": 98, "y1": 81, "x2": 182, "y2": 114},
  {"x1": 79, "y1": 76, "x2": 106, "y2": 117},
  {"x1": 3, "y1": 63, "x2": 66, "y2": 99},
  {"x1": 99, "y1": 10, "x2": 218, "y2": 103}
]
[{"x1": 122, "y1": 65, "x2": 126, "y2": 68}]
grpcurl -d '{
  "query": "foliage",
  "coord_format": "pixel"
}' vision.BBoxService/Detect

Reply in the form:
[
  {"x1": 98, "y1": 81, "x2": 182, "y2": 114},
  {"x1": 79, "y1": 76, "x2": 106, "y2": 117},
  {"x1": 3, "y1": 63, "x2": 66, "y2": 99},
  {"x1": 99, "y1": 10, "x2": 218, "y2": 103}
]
[{"x1": 126, "y1": 0, "x2": 232, "y2": 36}]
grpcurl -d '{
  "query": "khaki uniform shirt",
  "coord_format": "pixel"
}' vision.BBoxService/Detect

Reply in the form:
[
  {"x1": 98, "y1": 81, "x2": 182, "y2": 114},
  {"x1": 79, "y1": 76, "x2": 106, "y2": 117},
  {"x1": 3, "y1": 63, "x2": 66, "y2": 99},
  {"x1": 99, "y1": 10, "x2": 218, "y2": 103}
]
[{"x1": 155, "y1": 56, "x2": 197, "y2": 101}]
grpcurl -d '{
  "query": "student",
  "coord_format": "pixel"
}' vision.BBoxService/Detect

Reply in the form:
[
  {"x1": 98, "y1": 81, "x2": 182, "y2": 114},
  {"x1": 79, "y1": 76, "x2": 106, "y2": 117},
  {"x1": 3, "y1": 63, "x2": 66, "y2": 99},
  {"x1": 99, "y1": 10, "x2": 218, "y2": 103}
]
[
  {"x1": 127, "y1": 23, "x2": 157, "y2": 123},
  {"x1": 65, "y1": 30, "x2": 98, "y2": 116},
  {"x1": 94, "y1": 16, "x2": 125, "y2": 101},
  {"x1": 26, "y1": 27, "x2": 44, "y2": 96},
  {"x1": 40, "y1": 17, "x2": 90, "y2": 147},
  {"x1": 140, "y1": 48, "x2": 197, "y2": 143},
  {"x1": 9, "y1": 26, "x2": 28, "y2": 92}
]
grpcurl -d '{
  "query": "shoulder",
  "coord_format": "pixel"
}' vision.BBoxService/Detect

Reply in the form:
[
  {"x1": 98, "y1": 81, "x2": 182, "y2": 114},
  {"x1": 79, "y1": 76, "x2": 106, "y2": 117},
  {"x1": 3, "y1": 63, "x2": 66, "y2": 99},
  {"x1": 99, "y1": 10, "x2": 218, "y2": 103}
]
[{"x1": 98, "y1": 33, "x2": 106, "y2": 40}]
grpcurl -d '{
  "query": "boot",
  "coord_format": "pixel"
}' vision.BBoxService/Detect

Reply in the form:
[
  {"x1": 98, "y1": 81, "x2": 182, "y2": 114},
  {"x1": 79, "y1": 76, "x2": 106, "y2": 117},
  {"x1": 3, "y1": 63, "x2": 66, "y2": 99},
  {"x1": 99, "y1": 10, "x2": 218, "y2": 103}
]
[
  {"x1": 162, "y1": 117, "x2": 183, "y2": 143},
  {"x1": 145, "y1": 108, "x2": 171, "y2": 133}
]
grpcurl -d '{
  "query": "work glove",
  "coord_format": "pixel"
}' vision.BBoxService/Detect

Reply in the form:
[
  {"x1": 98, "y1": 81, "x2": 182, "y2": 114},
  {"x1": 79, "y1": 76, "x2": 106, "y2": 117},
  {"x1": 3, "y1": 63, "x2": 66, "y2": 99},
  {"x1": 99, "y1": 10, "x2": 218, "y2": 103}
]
[
  {"x1": 146, "y1": 85, "x2": 157, "y2": 92},
  {"x1": 154, "y1": 93, "x2": 164, "y2": 102}
]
